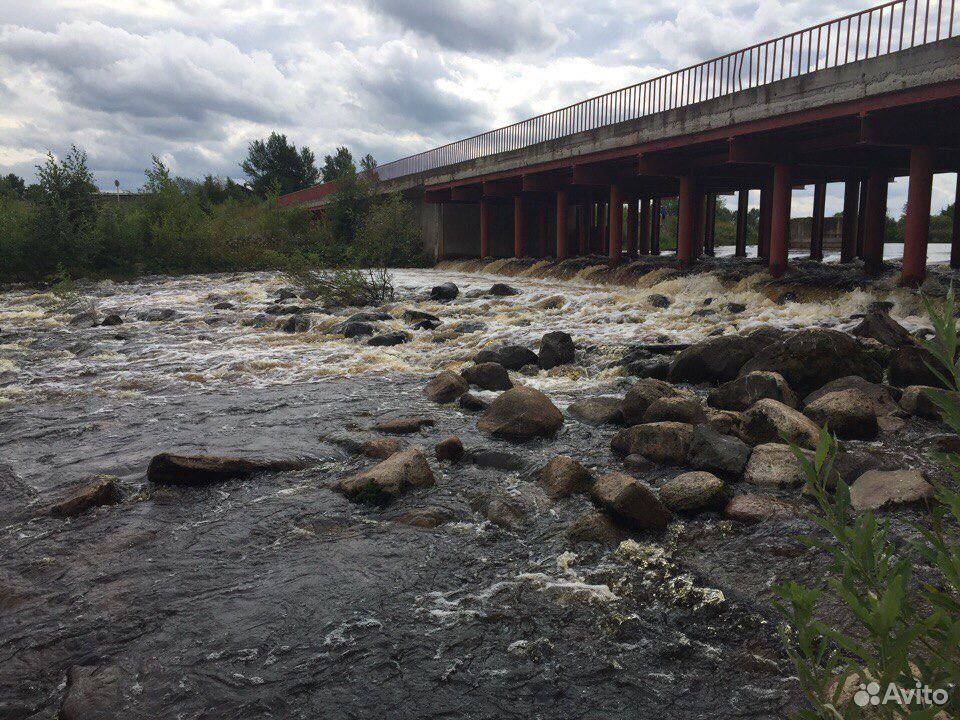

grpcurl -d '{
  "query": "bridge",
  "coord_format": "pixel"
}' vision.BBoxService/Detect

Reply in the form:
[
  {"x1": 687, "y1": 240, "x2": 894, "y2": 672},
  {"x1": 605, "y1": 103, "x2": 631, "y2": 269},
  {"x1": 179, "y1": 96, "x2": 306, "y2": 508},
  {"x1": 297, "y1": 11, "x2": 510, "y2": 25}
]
[{"x1": 279, "y1": 0, "x2": 960, "y2": 285}]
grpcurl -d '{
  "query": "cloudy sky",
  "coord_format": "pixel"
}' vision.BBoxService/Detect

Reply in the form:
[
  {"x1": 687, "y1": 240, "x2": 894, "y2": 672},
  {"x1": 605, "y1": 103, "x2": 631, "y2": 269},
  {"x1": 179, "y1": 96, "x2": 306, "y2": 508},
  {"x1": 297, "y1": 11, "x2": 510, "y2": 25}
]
[{"x1": 0, "y1": 0, "x2": 954, "y2": 215}]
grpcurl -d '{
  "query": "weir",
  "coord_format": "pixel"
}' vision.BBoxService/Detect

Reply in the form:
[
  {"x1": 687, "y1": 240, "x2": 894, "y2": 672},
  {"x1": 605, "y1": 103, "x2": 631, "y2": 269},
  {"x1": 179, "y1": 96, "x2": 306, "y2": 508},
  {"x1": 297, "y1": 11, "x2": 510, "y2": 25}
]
[{"x1": 280, "y1": 0, "x2": 960, "y2": 286}]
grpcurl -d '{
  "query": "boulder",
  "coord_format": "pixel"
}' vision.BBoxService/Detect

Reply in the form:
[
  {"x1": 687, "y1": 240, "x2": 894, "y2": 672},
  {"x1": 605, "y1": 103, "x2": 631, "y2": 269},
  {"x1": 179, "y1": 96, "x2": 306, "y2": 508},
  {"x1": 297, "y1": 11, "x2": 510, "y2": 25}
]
[
  {"x1": 850, "y1": 307, "x2": 915, "y2": 347},
  {"x1": 739, "y1": 328, "x2": 883, "y2": 396},
  {"x1": 100, "y1": 314, "x2": 123, "y2": 326},
  {"x1": 477, "y1": 386, "x2": 564, "y2": 440},
  {"x1": 740, "y1": 399, "x2": 820, "y2": 449},
  {"x1": 488, "y1": 283, "x2": 519, "y2": 296},
  {"x1": 403, "y1": 309, "x2": 440, "y2": 324},
  {"x1": 659, "y1": 471, "x2": 729, "y2": 512},
  {"x1": 648, "y1": 293, "x2": 671, "y2": 308},
  {"x1": 59, "y1": 664, "x2": 124, "y2": 720},
  {"x1": 887, "y1": 346, "x2": 949, "y2": 389},
  {"x1": 430, "y1": 282, "x2": 459, "y2": 301},
  {"x1": 620, "y1": 378, "x2": 681, "y2": 425},
  {"x1": 705, "y1": 408, "x2": 743, "y2": 436},
  {"x1": 642, "y1": 395, "x2": 707, "y2": 424},
  {"x1": 536, "y1": 456, "x2": 592, "y2": 498},
  {"x1": 687, "y1": 425, "x2": 751, "y2": 478},
  {"x1": 461, "y1": 362, "x2": 512, "y2": 391},
  {"x1": 568, "y1": 397, "x2": 625, "y2": 425},
  {"x1": 803, "y1": 376, "x2": 900, "y2": 416},
  {"x1": 340, "y1": 320, "x2": 374, "y2": 337},
  {"x1": 849, "y1": 469, "x2": 934, "y2": 512},
  {"x1": 367, "y1": 332, "x2": 408, "y2": 347},
  {"x1": 435, "y1": 436, "x2": 465, "y2": 462},
  {"x1": 724, "y1": 494, "x2": 803, "y2": 523},
  {"x1": 899, "y1": 385, "x2": 959, "y2": 420},
  {"x1": 337, "y1": 448, "x2": 436, "y2": 504},
  {"x1": 49, "y1": 475, "x2": 122, "y2": 518},
  {"x1": 624, "y1": 356, "x2": 672, "y2": 380},
  {"x1": 708, "y1": 371, "x2": 797, "y2": 411},
  {"x1": 423, "y1": 370, "x2": 469, "y2": 403},
  {"x1": 589, "y1": 472, "x2": 671, "y2": 531},
  {"x1": 474, "y1": 345, "x2": 538, "y2": 371},
  {"x1": 213, "y1": 301, "x2": 234, "y2": 310},
  {"x1": 669, "y1": 328, "x2": 785, "y2": 385},
  {"x1": 567, "y1": 510, "x2": 630, "y2": 546},
  {"x1": 611, "y1": 422, "x2": 694, "y2": 463},
  {"x1": 458, "y1": 392, "x2": 488, "y2": 411},
  {"x1": 374, "y1": 416, "x2": 435, "y2": 434},
  {"x1": 346, "y1": 311, "x2": 391, "y2": 323},
  {"x1": 148, "y1": 453, "x2": 305, "y2": 485},
  {"x1": 743, "y1": 443, "x2": 810, "y2": 488},
  {"x1": 281, "y1": 314, "x2": 310, "y2": 333},
  {"x1": 69, "y1": 311, "x2": 99, "y2": 328},
  {"x1": 411, "y1": 319, "x2": 440, "y2": 331},
  {"x1": 538, "y1": 331, "x2": 575, "y2": 369},
  {"x1": 362, "y1": 438, "x2": 405, "y2": 459},
  {"x1": 803, "y1": 388, "x2": 879, "y2": 439},
  {"x1": 453, "y1": 321, "x2": 486, "y2": 334}
]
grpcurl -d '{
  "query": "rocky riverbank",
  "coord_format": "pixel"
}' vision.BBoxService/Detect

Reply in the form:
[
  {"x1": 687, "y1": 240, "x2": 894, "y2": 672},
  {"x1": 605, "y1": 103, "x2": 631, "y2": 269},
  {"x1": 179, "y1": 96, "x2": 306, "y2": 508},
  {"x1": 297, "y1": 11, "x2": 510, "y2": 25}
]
[{"x1": 0, "y1": 262, "x2": 954, "y2": 718}]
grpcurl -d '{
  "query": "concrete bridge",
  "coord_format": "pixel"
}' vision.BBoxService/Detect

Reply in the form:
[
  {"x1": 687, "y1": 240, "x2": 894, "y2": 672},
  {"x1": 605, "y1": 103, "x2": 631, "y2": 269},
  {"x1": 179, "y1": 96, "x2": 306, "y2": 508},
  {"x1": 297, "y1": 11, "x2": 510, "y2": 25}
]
[{"x1": 279, "y1": 0, "x2": 960, "y2": 285}]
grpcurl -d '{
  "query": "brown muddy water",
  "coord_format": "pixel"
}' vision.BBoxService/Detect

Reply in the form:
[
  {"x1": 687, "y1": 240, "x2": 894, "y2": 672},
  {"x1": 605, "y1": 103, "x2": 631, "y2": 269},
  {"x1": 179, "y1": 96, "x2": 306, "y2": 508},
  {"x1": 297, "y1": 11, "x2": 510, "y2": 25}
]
[{"x1": 0, "y1": 259, "x2": 951, "y2": 718}]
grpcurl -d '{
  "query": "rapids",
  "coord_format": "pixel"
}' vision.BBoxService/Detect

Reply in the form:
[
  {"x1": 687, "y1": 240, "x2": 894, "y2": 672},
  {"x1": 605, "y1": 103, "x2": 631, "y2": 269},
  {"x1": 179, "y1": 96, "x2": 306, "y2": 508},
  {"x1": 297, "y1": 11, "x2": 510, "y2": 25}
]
[{"x1": 0, "y1": 261, "x2": 946, "y2": 718}]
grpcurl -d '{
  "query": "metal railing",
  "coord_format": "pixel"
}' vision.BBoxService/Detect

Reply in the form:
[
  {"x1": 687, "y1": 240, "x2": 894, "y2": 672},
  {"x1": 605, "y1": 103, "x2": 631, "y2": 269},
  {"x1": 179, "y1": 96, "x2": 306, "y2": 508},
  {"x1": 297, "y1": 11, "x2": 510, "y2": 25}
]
[{"x1": 374, "y1": 0, "x2": 956, "y2": 182}]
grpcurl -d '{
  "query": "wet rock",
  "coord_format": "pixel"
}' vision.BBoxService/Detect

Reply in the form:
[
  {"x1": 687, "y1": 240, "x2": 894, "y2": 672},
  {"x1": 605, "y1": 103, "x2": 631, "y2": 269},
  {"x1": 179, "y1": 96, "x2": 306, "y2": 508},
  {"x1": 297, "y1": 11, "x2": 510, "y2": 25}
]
[
  {"x1": 435, "y1": 436, "x2": 465, "y2": 462},
  {"x1": 461, "y1": 362, "x2": 512, "y2": 391},
  {"x1": 849, "y1": 469, "x2": 933, "y2": 512},
  {"x1": 59, "y1": 664, "x2": 125, "y2": 720},
  {"x1": 611, "y1": 422, "x2": 694, "y2": 463},
  {"x1": 275, "y1": 287, "x2": 298, "y2": 300},
  {"x1": 281, "y1": 314, "x2": 310, "y2": 333},
  {"x1": 803, "y1": 375, "x2": 900, "y2": 416},
  {"x1": 887, "y1": 345, "x2": 949, "y2": 389},
  {"x1": 148, "y1": 454, "x2": 306, "y2": 485},
  {"x1": 337, "y1": 448, "x2": 435, "y2": 504},
  {"x1": 136, "y1": 308, "x2": 177, "y2": 322},
  {"x1": 620, "y1": 378, "x2": 681, "y2": 425},
  {"x1": 100, "y1": 313, "x2": 123, "y2": 326},
  {"x1": 624, "y1": 356, "x2": 672, "y2": 380},
  {"x1": 247, "y1": 313, "x2": 272, "y2": 328},
  {"x1": 477, "y1": 386, "x2": 563, "y2": 440},
  {"x1": 743, "y1": 443, "x2": 810, "y2": 488},
  {"x1": 850, "y1": 307, "x2": 915, "y2": 347},
  {"x1": 803, "y1": 388, "x2": 879, "y2": 440},
  {"x1": 0, "y1": 464, "x2": 35, "y2": 513},
  {"x1": 727, "y1": 302, "x2": 746, "y2": 313},
  {"x1": 374, "y1": 416, "x2": 435, "y2": 434},
  {"x1": 538, "y1": 331, "x2": 575, "y2": 369},
  {"x1": 536, "y1": 456, "x2": 592, "y2": 498},
  {"x1": 739, "y1": 328, "x2": 883, "y2": 395},
  {"x1": 623, "y1": 454, "x2": 654, "y2": 473},
  {"x1": 659, "y1": 471, "x2": 729, "y2": 513},
  {"x1": 395, "y1": 507, "x2": 451, "y2": 528},
  {"x1": 687, "y1": 425, "x2": 751, "y2": 478},
  {"x1": 740, "y1": 399, "x2": 820, "y2": 449},
  {"x1": 213, "y1": 301, "x2": 234, "y2": 310},
  {"x1": 776, "y1": 291, "x2": 798, "y2": 305},
  {"x1": 340, "y1": 321, "x2": 374, "y2": 338},
  {"x1": 411, "y1": 319, "x2": 440, "y2": 331},
  {"x1": 69, "y1": 311, "x2": 99, "y2": 328},
  {"x1": 423, "y1": 370, "x2": 469, "y2": 403},
  {"x1": 642, "y1": 395, "x2": 707, "y2": 424},
  {"x1": 346, "y1": 311, "x2": 391, "y2": 323},
  {"x1": 430, "y1": 282, "x2": 459, "y2": 301},
  {"x1": 367, "y1": 331, "x2": 408, "y2": 347},
  {"x1": 484, "y1": 497, "x2": 530, "y2": 528},
  {"x1": 458, "y1": 392, "x2": 488, "y2": 411},
  {"x1": 568, "y1": 397, "x2": 624, "y2": 425},
  {"x1": 705, "y1": 408, "x2": 742, "y2": 436},
  {"x1": 691, "y1": 308, "x2": 716, "y2": 318},
  {"x1": 474, "y1": 345, "x2": 538, "y2": 371},
  {"x1": 470, "y1": 450, "x2": 526, "y2": 471},
  {"x1": 648, "y1": 293, "x2": 671, "y2": 308},
  {"x1": 453, "y1": 321, "x2": 486, "y2": 334},
  {"x1": 567, "y1": 510, "x2": 630, "y2": 546},
  {"x1": 49, "y1": 475, "x2": 122, "y2": 518},
  {"x1": 265, "y1": 305, "x2": 303, "y2": 316},
  {"x1": 488, "y1": 283, "x2": 519, "y2": 296},
  {"x1": 589, "y1": 472, "x2": 671, "y2": 532},
  {"x1": 403, "y1": 309, "x2": 440, "y2": 324},
  {"x1": 724, "y1": 494, "x2": 803, "y2": 523},
  {"x1": 362, "y1": 438, "x2": 405, "y2": 459},
  {"x1": 926, "y1": 433, "x2": 960, "y2": 453},
  {"x1": 899, "y1": 385, "x2": 959, "y2": 420},
  {"x1": 670, "y1": 328, "x2": 785, "y2": 385},
  {"x1": 708, "y1": 371, "x2": 797, "y2": 411}
]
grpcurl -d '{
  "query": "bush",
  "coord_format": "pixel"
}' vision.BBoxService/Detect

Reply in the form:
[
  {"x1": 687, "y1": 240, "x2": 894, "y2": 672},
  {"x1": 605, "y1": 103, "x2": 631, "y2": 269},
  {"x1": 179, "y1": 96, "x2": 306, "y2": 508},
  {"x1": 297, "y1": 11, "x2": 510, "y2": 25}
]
[
  {"x1": 291, "y1": 266, "x2": 395, "y2": 307},
  {"x1": 775, "y1": 291, "x2": 960, "y2": 718}
]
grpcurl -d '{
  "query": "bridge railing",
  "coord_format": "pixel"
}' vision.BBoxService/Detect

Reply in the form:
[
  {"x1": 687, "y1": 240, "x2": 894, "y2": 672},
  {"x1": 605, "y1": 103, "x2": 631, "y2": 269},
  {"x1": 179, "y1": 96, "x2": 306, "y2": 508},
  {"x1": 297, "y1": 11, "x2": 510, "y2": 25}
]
[{"x1": 374, "y1": 0, "x2": 956, "y2": 183}]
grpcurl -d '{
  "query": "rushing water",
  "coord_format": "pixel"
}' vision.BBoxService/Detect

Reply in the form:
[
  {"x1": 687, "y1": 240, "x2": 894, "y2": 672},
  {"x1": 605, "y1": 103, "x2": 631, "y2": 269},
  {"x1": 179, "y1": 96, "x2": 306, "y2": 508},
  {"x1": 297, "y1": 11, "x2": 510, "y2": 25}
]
[{"x1": 0, "y1": 262, "x2": 945, "y2": 718}]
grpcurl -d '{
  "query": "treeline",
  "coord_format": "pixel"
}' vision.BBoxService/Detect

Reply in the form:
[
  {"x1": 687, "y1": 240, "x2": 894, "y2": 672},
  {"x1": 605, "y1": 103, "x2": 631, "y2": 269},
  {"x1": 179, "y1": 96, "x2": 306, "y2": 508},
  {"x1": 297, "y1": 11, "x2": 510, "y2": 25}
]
[{"x1": 0, "y1": 135, "x2": 426, "y2": 283}]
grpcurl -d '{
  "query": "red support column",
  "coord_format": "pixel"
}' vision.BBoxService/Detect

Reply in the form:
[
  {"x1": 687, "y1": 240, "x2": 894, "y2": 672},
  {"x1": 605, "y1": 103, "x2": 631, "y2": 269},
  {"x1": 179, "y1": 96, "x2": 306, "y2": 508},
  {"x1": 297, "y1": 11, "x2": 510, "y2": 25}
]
[
  {"x1": 513, "y1": 195, "x2": 525, "y2": 257},
  {"x1": 901, "y1": 147, "x2": 934, "y2": 286},
  {"x1": 556, "y1": 190, "x2": 569, "y2": 260},
  {"x1": 599, "y1": 202, "x2": 608, "y2": 255},
  {"x1": 952, "y1": 177, "x2": 960, "y2": 269},
  {"x1": 758, "y1": 182, "x2": 772, "y2": 260},
  {"x1": 609, "y1": 184, "x2": 624, "y2": 265},
  {"x1": 840, "y1": 176, "x2": 859, "y2": 263},
  {"x1": 856, "y1": 178, "x2": 868, "y2": 258},
  {"x1": 639, "y1": 197, "x2": 651, "y2": 255},
  {"x1": 538, "y1": 203, "x2": 548, "y2": 257},
  {"x1": 810, "y1": 181, "x2": 826, "y2": 261},
  {"x1": 769, "y1": 163, "x2": 792, "y2": 278},
  {"x1": 650, "y1": 197, "x2": 662, "y2": 255},
  {"x1": 735, "y1": 188, "x2": 749, "y2": 257},
  {"x1": 626, "y1": 194, "x2": 639, "y2": 257},
  {"x1": 578, "y1": 204, "x2": 588, "y2": 255},
  {"x1": 862, "y1": 168, "x2": 888, "y2": 275},
  {"x1": 704, "y1": 193, "x2": 717, "y2": 257},
  {"x1": 480, "y1": 198, "x2": 490, "y2": 259},
  {"x1": 677, "y1": 176, "x2": 697, "y2": 270}
]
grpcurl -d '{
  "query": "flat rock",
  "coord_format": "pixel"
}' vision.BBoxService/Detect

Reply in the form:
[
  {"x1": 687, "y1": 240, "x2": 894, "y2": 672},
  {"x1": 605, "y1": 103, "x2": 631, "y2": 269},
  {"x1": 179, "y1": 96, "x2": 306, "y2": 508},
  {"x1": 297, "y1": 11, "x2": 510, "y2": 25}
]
[
  {"x1": 136, "y1": 308, "x2": 177, "y2": 322},
  {"x1": 611, "y1": 422, "x2": 694, "y2": 463},
  {"x1": 659, "y1": 471, "x2": 728, "y2": 513},
  {"x1": 708, "y1": 371, "x2": 797, "y2": 411},
  {"x1": 470, "y1": 450, "x2": 526, "y2": 471},
  {"x1": 687, "y1": 425, "x2": 751, "y2": 478},
  {"x1": 337, "y1": 448, "x2": 435, "y2": 504},
  {"x1": 461, "y1": 362, "x2": 512, "y2": 391},
  {"x1": 477, "y1": 386, "x2": 563, "y2": 441},
  {"x1": 741, "y1": 398, "x2": 819, "y2": 449},
  {"x1": 362, "y1": 438, "x2": 405, "y2": 459},
  {"x1": 724, "y1": 494, "x2": 803, "y2": 523},
  {"x1": 59, "y1": 664, "x2": 125, "y2": 720},
  {"x1": 423, "y1": 370, "x2": 469, "y2": 403},
  {"x1": 849, "y1": 469, "x2": 934, "y2": 512},
  {"x1": 367, "y1": 331, "x2": 408, "y2": 347},
  {"x1": 568, "y1": 397, "x2": 625, "y2": 425},
  {"x1": 743, "y1": 443, "x2": 810, "y2": 488},
  {"x1": 567, "y1": 510, "x2": 630, "y2": 546},
  {"x1": 536, "y1": 456, "x2": 592, "y2": 498},
  {"x1": 148, "y1": 453, "x2": 305, "y2": 485},
  {"x1": 49, "y1": 475, "x2": 122, "y2": 518},
  {"x1": 374, "y1": 416, "x2": 435, "y2": 434},
  {"x1": 803, "y1": 376, "x2": 899, "y2": 416},
  {"x1": 804, "y1": 388, "x2": 879, "y2": 440},
  {"x1": 395, "y1": 507, "x2": 451, "y2": 528},
  {"x1": 642, "y1": 395, "x2": 707, "y2": 424},
  {"x1": 887, "y1": 345, "x2": 949, "y2": 388},
  {"x1": 589, "y1": 472, "x2": 671, "y2": 532}
]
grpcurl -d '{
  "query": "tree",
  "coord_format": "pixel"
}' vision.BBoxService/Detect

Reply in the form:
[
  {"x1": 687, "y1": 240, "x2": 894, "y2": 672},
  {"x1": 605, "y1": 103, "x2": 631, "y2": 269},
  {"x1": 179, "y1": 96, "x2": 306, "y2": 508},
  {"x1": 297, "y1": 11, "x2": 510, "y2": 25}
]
[
  {"x1": 360, "y1": 153, "x2": 377, "y2": 174},
  {"x1": 321, "y1": 146, "x2": 356, "y2": 182},
  {"x1": 0, "y1": 173, "x2": 25, "y2": 199},
  {"x1": 240, "y1": 132, "x2": 319, "y2": 196}
]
